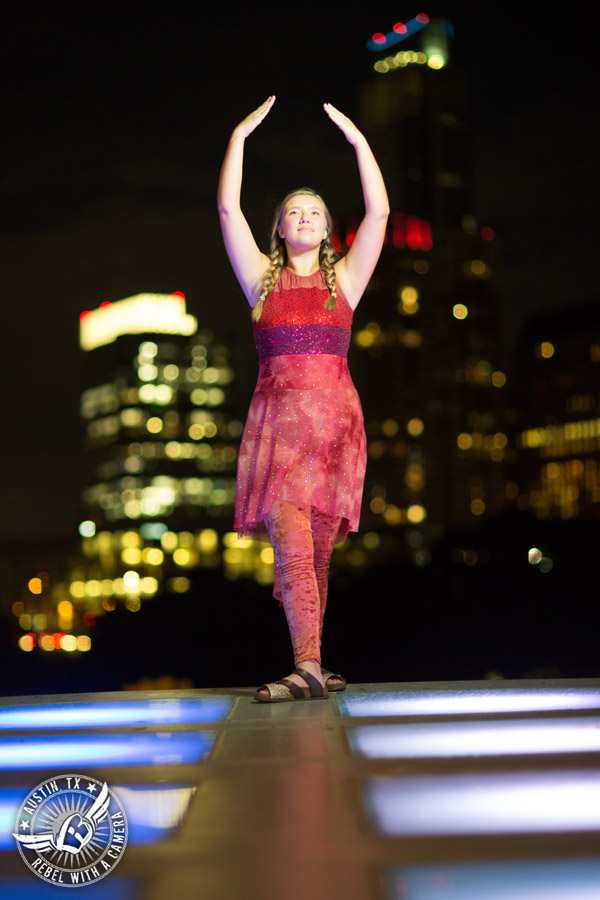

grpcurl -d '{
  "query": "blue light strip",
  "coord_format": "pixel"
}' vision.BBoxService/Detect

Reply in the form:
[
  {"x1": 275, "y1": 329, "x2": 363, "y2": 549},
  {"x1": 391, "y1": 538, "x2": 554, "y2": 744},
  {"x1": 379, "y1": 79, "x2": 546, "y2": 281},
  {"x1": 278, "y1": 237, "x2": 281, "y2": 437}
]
[
  {"x1": 0, "y1": 784, "x2": 196, "y2": 849},
  {"x1": 385, "y1": 859, "x2": 600, "y2": 900},
  {"x1": 0, "y1": 732, "x2": 216, "y2": 769},
  {"x1": 367, "y1": 16, "x2": 428, "y2": 52},
  {"x1": 0, "y1": 698, "x2": 233, "y2": 730},
  {"x1": 0, "y1": 878, "x2": 134, "y2": 899}
]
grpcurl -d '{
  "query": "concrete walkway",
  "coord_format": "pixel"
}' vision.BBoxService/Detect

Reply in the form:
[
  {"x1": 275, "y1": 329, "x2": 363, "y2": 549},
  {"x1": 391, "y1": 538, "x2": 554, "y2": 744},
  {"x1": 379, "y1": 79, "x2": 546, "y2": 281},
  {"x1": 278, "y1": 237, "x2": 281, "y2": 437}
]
[{"x1": 1, "y1": 679, "x2": 600, "y2": 899}]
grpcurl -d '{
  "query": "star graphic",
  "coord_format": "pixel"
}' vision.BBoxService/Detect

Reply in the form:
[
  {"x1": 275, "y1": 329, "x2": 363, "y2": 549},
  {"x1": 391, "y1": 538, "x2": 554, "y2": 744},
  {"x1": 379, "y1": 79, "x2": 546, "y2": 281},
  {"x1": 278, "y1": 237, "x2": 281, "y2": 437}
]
[
  {"x1": 86, "y1": 783, "x2": 98, "y2": 794},
  {"x1": 20, "y1": 820, "x2": 30, "y2": 831}
]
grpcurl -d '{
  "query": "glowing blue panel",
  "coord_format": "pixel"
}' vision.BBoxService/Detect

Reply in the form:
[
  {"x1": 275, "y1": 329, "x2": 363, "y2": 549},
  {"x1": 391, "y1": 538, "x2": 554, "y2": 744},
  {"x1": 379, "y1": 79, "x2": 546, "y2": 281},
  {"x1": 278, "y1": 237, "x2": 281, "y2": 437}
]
[
  {"x1": 0, "y1": 732, "x2": 216, "y2": 770},
  {"x1": 364, "y1": 771, "x2": 600, "y2": 835},
  {"x1": 0, "y1": 784, "x2": 196, "y2": 849},
  {"x1": 339, "y1": 688, "x2": 600, "y2": 718},
  {"x1": 385, "y1": 859, "x2": 600, "y2": 900},
  {"x1": 0, "y1": 697, "x2": 233, "y2": 730},
  {"x1": 349, "y1": 717, "x2": 600, "y2": 758},
  {"x1": 0, "y1": 879, "x2": 134, "y2": 899}
]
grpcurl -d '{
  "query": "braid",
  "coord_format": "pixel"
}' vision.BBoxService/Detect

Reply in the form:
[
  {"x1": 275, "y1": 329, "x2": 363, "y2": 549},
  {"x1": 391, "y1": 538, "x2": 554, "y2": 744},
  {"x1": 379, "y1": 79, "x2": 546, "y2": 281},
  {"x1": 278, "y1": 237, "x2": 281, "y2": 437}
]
[
  {"x1": 319, "y1": 238, "x2": 338, "y2": 311},
  {"x1": 253, "y1": 188, "x2": 339, "y2": 322},
  {"x1": 252, "y1": 244, "x2": 284, "y2": 323}
]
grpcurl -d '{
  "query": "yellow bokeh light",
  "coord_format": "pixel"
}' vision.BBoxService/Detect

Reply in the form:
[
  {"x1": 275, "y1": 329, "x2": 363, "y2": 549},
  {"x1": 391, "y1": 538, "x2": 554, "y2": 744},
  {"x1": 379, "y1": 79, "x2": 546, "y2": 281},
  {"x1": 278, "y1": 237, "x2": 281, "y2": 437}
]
[
  {"x1": 492, "y1": 371, "x2": 507, "y2": 387},
  {"x1": 406, "y1": 504, "x2": 426, "y2": 524},
  {"x1": 161, "y1": 531, "x2": 178, "y2": 551},
  {"x1": 355, "y1": 330, "x2": 374, "y2": 347},
  {"x1": 198, "y1": 529, "x2": 219, "y2": 552},
  {"x1": 407, "y1": 418, "x2": 424, "y2": 437},
  {"x1": 147, "y1": 417, "x2": 163, "y2": 434},
  {"x1": 140, "y1": 577, "x2": 159, "y2": 595},
  {"x1": 453, "y1": 304, "x2": 468, "y2": 320},
  {"x1": 77, "y1": 636, "x2": 92, "y2": 651},
  {"x1": 60, "y1": 634, "x2": 78, "y2": 652},
  {"x1": 168, "y1": 577, "x2": 191, "y2": 593},
  {"x1": 470, "y1": 259, "x2": 487, "y2": 276},
  {"x1": 471, "y1": 499, "x2": 486, "y2": 516},
  {"x1": 28, "y1": 578, "x2": 42, "y2": 595},
  {"x1": 143, "y1": 548, "x2": 164, "y2": 566},
  {"x1": 122, "y1": 548, "x2": 142, "y2": 565},
  {"x1": 260, "y1": 547, "x2": 275, "y2": 564},
  {"x1": 40, "y1": 634, "x2": 55, "y2": 652},
  {"x1": 540, "y1": 341, "x2": 555, "y2": 359},
  {"x1": 19, "y1": 634, "x2": 35, "y2": 652},
  {"x1": 457, "y1": 433, "x2": 473, "y2": 450},
  {"x1": 57, "y1": 600, "x2": 73, "y2": 619},
  {"x1": 189, "y1": 423, "x2": 205, "y2": 440},
  {"x1": 382, "y1": 418, "x2": 399, "y2": 437},
  {"x1": 173, "y1": 548, "x2": 191, "y2": 566},
  {"x1": 123, "y1": 570, "x2": 140, "y2": 591},
  {"x1": 122, "y1": 530, "x2": 141, "y2": 548},
  {"x1": 399, "y1": 330, "x2": 422, "y2": 348}
]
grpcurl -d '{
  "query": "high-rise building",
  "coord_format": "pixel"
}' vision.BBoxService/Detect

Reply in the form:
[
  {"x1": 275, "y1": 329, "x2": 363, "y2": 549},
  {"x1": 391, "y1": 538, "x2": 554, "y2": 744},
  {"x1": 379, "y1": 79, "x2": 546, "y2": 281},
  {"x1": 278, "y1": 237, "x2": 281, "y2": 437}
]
[
  {"x1": 514, "y1": 300, "x2": 600, "y2": 520},
  {"x1": 338, "y1": 18, "x2": 508, "y2": 564},
  {"x1": 74, "y1": 292, "x2": 251, "y2": 614}
]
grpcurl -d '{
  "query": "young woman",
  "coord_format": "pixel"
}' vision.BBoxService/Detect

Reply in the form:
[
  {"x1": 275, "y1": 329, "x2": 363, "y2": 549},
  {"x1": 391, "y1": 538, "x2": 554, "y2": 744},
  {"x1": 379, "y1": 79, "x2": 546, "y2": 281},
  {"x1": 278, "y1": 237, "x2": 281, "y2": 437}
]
[{"x1": 218, "y1": 96, "x2": 388, "y2": 702}]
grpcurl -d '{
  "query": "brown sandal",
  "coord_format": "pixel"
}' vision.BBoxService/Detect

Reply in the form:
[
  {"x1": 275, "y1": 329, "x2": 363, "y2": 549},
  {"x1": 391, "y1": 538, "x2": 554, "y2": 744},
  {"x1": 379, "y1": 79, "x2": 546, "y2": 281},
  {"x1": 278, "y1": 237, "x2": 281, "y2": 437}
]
[
  {"x1": 321, "y1": 668, "x2": 347, "y2": 692},
  {"x1": 254, "y1": 667, "x2": 329, "y2": 703}
]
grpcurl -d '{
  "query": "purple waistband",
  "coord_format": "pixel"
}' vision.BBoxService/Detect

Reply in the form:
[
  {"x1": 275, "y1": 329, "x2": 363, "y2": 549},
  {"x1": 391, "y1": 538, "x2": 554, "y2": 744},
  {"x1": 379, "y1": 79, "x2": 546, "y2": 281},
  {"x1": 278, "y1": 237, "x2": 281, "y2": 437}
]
[{"x1": 255, "y1": 324, "x2": 351, "y2": 360}]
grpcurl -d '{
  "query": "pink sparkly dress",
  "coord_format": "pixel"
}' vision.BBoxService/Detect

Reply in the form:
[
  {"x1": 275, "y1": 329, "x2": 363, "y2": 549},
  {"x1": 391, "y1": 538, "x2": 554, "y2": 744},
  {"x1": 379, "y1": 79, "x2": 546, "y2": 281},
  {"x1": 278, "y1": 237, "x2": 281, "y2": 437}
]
[{"x1": 234, "y1": 267, "x2": 367, "y2": 551}]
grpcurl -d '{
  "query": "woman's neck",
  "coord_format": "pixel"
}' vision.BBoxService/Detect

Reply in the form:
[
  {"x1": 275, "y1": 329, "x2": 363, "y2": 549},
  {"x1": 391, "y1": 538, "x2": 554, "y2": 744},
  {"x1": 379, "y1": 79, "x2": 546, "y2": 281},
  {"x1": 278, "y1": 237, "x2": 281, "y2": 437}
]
[{"x1": 284, "y1": 247, "x2": 321, "y2": 277}]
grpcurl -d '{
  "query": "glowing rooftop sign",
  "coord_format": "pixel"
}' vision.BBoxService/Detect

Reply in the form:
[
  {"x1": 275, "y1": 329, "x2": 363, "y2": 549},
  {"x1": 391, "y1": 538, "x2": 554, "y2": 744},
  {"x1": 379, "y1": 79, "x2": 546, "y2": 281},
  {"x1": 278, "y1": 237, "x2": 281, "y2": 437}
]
[{"x1": 79, "y1": 293, "x2": 197, "y2": 351}]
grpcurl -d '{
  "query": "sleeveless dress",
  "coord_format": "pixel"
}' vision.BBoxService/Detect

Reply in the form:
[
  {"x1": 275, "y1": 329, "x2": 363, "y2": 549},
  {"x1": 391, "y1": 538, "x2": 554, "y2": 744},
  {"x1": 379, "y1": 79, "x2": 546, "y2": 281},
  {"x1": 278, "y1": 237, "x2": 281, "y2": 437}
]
[{"x1": 234, "y1": 268, "x2": 367, "y2": 554}]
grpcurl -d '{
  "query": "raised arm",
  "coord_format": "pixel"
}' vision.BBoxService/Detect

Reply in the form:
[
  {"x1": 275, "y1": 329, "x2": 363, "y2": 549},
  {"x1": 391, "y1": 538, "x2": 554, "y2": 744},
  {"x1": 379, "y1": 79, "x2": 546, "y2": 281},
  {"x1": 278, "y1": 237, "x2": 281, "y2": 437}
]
[
  {"x1": 323, "y1": 103, "x2": 389, "y2": 310},
  {"x1": 217, "y1": 96, "x2": 276, "y2": 305}
]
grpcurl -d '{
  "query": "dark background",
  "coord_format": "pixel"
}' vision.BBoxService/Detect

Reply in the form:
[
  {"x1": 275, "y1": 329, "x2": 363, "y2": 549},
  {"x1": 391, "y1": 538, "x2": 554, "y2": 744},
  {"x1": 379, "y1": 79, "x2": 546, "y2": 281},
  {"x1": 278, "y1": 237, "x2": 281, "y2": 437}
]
[{"x1": 2, "y1": 4, "x2": 600, "y2": 690}]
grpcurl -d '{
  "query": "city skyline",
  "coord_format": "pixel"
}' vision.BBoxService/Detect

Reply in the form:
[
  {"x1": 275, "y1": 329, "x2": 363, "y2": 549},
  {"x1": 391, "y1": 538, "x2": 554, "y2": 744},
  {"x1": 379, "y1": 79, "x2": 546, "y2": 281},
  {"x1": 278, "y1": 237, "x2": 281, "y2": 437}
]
[{"x1": 3, "y1": 6, "x2": 599, "y2": 539}]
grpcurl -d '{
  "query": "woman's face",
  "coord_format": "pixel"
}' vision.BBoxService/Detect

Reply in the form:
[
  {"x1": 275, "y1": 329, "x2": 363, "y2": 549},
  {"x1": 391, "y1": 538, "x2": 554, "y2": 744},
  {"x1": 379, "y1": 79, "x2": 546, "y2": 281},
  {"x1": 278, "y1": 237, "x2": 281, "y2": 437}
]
[{"x1": 277, "y1": 194, "x2": 328, "y2": 249}]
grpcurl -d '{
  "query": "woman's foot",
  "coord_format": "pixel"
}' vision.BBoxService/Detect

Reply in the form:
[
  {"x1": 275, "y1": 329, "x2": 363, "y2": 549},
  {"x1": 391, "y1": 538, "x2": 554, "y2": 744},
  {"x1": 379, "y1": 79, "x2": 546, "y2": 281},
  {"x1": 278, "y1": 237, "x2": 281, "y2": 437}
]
[
  {"x1": 255, "y1": 660, "x2": 326, "y2": 702},
  {"x1": 321, "y1": 667, "x2": 347, "y2": 692}
]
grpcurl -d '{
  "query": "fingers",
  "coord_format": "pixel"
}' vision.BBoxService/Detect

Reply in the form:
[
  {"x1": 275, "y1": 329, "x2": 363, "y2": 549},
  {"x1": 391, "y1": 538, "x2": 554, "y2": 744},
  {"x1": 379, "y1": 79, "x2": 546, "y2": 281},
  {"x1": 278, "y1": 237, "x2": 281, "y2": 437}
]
[
  {"x1": 235, "y1": 96, "x2": 276, "y2": 138},
  {"x1": 323, "y1": 102, "x2": 361, "y2": 144}
]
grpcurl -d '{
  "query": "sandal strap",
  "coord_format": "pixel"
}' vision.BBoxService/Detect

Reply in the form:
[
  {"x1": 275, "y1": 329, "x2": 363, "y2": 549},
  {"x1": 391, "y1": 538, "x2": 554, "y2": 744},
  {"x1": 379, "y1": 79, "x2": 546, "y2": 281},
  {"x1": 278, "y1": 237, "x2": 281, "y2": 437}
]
[
  {"x1": 276, "y1": 678, "x2": 305, "y2": 700},
  {"x1": 293, "y1": 667, "x2": 326, "y2": 698}
]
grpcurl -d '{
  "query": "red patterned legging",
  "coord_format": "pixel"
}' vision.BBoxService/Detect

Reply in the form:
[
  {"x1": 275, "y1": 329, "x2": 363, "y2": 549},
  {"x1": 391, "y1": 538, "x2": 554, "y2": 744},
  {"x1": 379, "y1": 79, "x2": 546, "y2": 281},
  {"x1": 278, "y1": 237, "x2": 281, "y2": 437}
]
[{"x1": 264, "y1": 500, "x2": 342, "y2": 666}]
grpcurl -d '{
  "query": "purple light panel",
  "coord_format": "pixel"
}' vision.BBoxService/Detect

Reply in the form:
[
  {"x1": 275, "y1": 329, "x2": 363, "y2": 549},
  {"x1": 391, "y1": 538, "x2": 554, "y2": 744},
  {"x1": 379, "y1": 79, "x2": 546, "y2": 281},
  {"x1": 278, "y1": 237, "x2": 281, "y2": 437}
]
[
  {"x1": 364, "y1": 770, "x2": 600, "y2": 835},
  {"x1": 349, "y1": 717, "x2": 600, "y2": 758},
  {"x1": 338, "y1": 688, "x2": 600, "y2": 718}
]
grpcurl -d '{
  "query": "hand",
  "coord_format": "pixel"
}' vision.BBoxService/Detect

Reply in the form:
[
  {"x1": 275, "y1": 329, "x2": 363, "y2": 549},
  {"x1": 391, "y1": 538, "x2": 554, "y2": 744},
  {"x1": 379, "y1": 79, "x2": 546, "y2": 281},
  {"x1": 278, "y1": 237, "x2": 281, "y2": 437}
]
[
  {"x1": 323, "y1": 102, "x2": 364, "y2": 147},
  {"x1": 233, "y1": 96, "x2": 276, "y2": 139}
]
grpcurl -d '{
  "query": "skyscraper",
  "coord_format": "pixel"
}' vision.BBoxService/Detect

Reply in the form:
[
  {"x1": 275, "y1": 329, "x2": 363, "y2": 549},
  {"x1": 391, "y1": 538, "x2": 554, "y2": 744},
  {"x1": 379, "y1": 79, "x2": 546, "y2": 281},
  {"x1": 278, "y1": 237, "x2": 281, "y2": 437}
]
[
  {"x1": 75, "y1": 292, "x2": 243, "y2": 613},
  {"x1": 341, "y1": 18, "x2": 507, "y2": 564}
]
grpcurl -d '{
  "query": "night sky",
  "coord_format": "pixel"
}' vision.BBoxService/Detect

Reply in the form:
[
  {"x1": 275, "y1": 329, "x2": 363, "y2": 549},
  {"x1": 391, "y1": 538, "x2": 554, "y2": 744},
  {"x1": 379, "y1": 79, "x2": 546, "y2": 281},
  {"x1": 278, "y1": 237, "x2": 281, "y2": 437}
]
[{"x1": 3, "y1": 3, "x2": 599, "y2": 539}]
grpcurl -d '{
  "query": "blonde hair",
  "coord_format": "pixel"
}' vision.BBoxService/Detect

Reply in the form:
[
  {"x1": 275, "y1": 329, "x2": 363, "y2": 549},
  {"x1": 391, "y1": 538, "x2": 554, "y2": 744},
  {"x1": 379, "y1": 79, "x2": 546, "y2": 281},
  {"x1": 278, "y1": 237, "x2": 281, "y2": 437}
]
[{"x1": 252, "y1": 188, "x2": 338, "y2": 323}]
